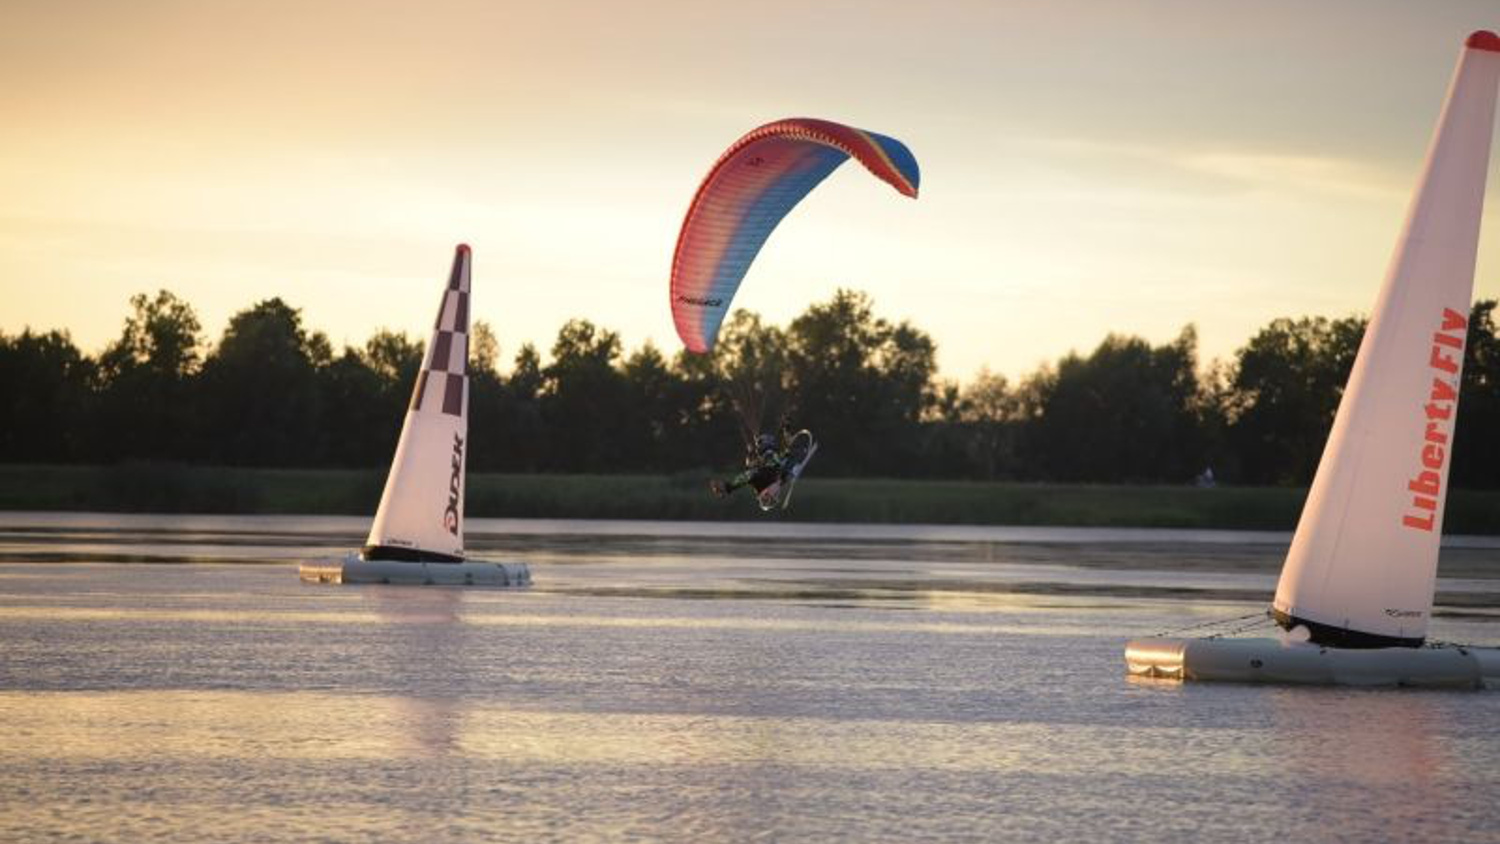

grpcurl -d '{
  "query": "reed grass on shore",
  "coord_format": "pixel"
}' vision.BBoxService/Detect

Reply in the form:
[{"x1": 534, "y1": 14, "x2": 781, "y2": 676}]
[{"x1": 1, "y1": 463, "x2": 1496, "y2": 533}]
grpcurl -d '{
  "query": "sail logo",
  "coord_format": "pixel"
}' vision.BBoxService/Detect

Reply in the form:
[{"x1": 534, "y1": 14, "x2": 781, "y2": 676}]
[
  {"x1": 1402, "y1": 307, "x2": 1467, "y2": 532},
  {"x1": 676, "y1": 295, "x2": 723, "y2": 308},
  {"x1": 443, "y1": 433, "x2": 464, "y2": 535}
]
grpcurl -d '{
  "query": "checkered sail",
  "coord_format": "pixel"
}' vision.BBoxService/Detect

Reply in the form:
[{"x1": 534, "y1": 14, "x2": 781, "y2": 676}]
[{"x1": 363, "y1": 245, "x2": 471, "y2": 562}]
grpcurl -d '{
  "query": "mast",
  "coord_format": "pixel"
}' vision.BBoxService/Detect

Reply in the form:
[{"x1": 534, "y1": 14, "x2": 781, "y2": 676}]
[
  {"x1": 363, "y1": 245, "x2": 472, "y2": 563},
  {"x1": 1272, "y1": 33, "x2": 1500, "y2": 647}
]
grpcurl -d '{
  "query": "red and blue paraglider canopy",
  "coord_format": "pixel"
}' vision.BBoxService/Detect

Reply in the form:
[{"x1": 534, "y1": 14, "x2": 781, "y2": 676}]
[{"x1": 670, "y1": 117, "x2": 921, "y2": 353}]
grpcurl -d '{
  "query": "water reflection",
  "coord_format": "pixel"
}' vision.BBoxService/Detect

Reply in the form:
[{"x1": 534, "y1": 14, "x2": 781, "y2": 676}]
[
  {"x1": 1267, "y1": 689, "x2": 1461, "y2": 839},
  {"x1": 362, "y1": 586, "x2": 467, "y2": 758},
  {"x1": 0, "y1": 689, "x2": 1323, "y2": 774},
  {"x1": 0, "y1": 603, "x2": 1115, "y2": 639},
  {"x1": 1, "y1": 515, "x2": 1497, "y2": 842}
]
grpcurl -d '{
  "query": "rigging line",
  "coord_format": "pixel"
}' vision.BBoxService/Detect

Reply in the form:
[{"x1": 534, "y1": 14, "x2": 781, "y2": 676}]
[
  {"x1": 1207, "y1": 612, "x2": 1278, "y2": 640},
  {"x1": 1424, "y1": 638, "x2": 1483, "y2": 652},
  {"x1": 1152, "y1": 610, "x2": 1267, "y2": 638}
]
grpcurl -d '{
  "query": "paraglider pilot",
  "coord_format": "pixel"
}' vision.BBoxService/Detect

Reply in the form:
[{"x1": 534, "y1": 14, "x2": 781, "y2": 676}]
[{"x1": 710, "y1": 420, "x2": 797, "y2": 499}]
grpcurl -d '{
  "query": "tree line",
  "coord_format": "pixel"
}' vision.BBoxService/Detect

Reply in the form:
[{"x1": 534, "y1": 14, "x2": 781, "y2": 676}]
[{"x1": 2, "y1": 288, "x2": 1497, "y2": 488}]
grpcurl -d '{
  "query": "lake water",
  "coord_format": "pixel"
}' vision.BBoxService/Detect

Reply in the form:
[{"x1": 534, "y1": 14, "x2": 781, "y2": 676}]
[{"x1": 2, "y1": 513, "x2": 1499, "y2": 842}]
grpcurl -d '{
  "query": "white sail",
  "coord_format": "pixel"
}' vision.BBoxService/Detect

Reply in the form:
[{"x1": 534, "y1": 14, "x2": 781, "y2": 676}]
[
  {"x1": 1272, "y1": 32, "x2": 1500, "y2": 647},
  {"x1": 364, "y1": 245, "x2": 472, "y2": 562}
]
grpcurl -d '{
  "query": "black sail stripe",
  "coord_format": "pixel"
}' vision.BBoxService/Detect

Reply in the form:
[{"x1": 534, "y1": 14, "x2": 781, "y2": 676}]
[
  {"x1": 448, "y1": 252, "x2": 464, "y2": 290},
  {"x1": 454, "y1": 291, "x2": 469, "y2": 333},
  {"x1": 363, "y1": 544, "x2": 463, "y2": 563},
  {"x1": 442, "y1": 373, "x2": 465, "y2": 417},
  {"x1": 430, "y1": 331, "x2": 453, "y2": 372}
]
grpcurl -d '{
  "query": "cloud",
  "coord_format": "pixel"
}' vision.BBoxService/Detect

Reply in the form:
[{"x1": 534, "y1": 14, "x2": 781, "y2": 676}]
[
  {"x1": 1009, "y1": 135, "x2": 1407, "y2": 203},
  {"x1": 1177, "y1": 151, "x2": 1405, "y2": 200}
]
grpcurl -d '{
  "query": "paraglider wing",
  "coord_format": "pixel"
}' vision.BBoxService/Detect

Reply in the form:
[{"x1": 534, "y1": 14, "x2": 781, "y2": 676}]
[{"x1": 670, "y1": 118, "x2": 920, "y2": 353}]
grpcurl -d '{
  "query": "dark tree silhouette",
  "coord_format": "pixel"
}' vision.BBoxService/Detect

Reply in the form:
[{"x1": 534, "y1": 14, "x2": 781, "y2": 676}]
[
  {"x1": 958, "y1": 369, "x2": 1020, "y2": 480},
  {"x1": 197, "y1": 298, "x2": 328, "y2": 466},
  {"x1": 1453, "y1": 300, "x2": 1500, "y2": 488},
  {"x1": 540, "y1": 320, "x2": 629, "y2": 472},
  {"x1": 0, "y1": 330, "x2": 93, "y2": 462},
  {"x1": 90, "y1": 290, "x2": 203, "y2": 461},
  {"x1": 784, "y1": 289, "x2": 936, "y2": 476},
  {"x1": 2, "y1": 287, "x2": 1496, "y2": 490},
  {"x1": 1022, "y1": 327, "x2": 1204, "y2": 483},
  {"x1": 1224, "y1": 315, "x2": 1366, "y2": 484}
]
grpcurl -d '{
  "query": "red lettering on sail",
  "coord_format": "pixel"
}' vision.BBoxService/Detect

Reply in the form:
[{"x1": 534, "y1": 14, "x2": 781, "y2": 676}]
[
  {"x1": 1421, "y1": 443, "x2": 1444, "y2": 470},
  {"x1": 1403, "y1": 512, "x2": 1436, "y2": 531},
  {"x1": 1429, "y1": 377, "x2": 1458, "y2": 404},
  {"x1": 1429, "y1": 346, "x2": 1460, "y2": 374},
  {"x1": 1423, "y1": 421, "x2": 1448, "y2": 445},
  {"x1": 1440, "y1": 307, "x2": 1468, "y2": 332},
  {"x1": 1402, "y1": 308, "x2": 1466, "y2": 532},
  {"x1": 1408, "y1": 470, "x2": 1439, "y2": 497}
]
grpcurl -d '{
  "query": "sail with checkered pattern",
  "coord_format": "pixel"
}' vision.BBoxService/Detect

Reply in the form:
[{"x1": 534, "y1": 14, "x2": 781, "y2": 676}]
[{"x1": 363, "y1": 245, "x2": 472, "y2": 562}]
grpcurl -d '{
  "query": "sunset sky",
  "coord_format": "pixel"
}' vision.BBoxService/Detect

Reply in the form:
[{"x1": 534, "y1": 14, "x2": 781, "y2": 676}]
[{"x1": 3, "y1": 0, "x2": 1499, "y2": 381}]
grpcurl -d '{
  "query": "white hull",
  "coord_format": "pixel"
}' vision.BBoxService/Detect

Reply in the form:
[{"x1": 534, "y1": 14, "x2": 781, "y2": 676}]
[
  {"x1": 1125, "y1": 637, "x2": 1496, "y2": 689},
  {"x1": 300, "y1": 553, "x2": 531, "y2": 587}
]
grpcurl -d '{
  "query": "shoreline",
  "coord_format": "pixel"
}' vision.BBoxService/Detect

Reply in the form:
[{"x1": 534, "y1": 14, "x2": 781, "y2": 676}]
[
  {"x1": 2, "y1": 508, "x2": 1496, "y2": 549},
  {"x1": 1, "y1": 463, "x2": 1498, "y2": 534},
  {"x1": 2, "y1": 510, "x2": 1497, "y2": 584}
]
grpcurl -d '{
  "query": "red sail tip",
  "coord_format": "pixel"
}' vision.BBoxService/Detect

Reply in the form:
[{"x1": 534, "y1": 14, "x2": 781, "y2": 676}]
[
  {"x1": 456, "y1": 243, "x2": 471, "y2": 254},
  {"x1": 1467, "y1": 30, "x2": 1500, "y2": 52}
]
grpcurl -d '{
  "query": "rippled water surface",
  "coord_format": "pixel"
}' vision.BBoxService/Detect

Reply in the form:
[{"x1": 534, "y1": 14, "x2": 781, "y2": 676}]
[{"x1": 2, "y1": 514, "x2": 1499, "y2": 842}]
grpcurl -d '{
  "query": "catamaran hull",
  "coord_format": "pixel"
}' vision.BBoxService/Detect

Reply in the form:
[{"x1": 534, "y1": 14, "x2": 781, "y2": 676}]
[
  {"x1": 1125, "y1": 637, "x2": 1496, "y2": 689},
  {"x1": 300, "y1": 553, "x2": 531, "y2": 587}
]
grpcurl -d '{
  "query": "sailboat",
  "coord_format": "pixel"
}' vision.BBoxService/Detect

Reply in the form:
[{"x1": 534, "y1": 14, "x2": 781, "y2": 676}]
[
  {"x1": 1126, "y1": 31, "x2": 1500, "y2": 687},
  {"x1": 300, "y1": 245, "x2": 532, "y2": 587}
]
